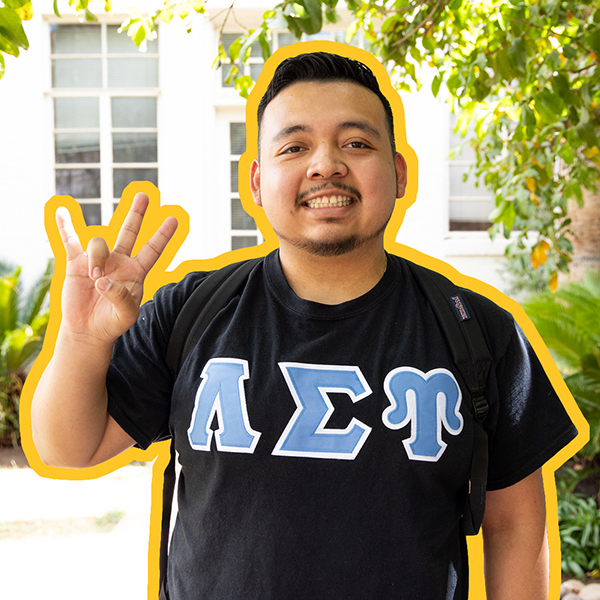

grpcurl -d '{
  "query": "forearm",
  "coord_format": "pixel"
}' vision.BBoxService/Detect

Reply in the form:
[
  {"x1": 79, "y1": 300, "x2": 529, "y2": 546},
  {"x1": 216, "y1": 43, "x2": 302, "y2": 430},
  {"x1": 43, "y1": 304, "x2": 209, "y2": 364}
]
[
  {"x1": 482, "y1": 469, "x2": 549, "y2": 600},
  {"x1": 31, "y1": 328, "x2": 115, "y2": 468},
  {"x1": 483, "y1": 519, "x2": 549, "y2": 599}
]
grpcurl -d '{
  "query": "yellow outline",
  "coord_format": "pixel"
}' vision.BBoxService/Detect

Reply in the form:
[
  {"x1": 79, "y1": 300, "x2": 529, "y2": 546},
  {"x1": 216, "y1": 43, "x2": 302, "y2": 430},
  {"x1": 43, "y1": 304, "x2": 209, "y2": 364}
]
[{"x1": 20, "y1": 41, "x2": 587, "y2": 600}]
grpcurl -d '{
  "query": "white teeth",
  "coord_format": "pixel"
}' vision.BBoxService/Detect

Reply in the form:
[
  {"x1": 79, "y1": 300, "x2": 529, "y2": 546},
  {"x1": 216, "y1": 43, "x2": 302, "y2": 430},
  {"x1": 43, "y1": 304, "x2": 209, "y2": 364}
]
[{"x1": 305, "y1": 195, "x2": 353, "y2": 209}]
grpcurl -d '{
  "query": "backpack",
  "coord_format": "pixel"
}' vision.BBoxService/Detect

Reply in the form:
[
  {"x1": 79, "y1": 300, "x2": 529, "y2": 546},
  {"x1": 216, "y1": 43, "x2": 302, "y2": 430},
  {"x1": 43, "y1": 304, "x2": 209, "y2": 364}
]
[{"x1": 159, "y1": 256, "x2": 492, "y2": 593}]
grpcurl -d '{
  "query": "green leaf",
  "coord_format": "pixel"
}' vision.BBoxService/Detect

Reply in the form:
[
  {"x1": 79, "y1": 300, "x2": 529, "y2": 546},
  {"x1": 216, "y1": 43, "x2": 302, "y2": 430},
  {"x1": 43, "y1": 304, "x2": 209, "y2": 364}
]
[
  {"x1": 324, "y1": 7, "x2": 340, "y2": 24},
  {"x1": 586, "y1": 25, "x2": 600, "y2": 54},
  {"x1": 132, "y1": 21, "x2": 146, "y2": 48},
  {"x1": 0, "y1": 32, "x2": 19, "y2": 57},
  {"x1": 228, "y1": 36, "x2": 243, "y2": 61},
  {"x1": 508, "y1": 38, "x2": 526, "y2": 74},
  {"x1": 235, "y1": 74, "x2": 254, "y2": 99},
  {"x1": 0, "y1": 7, "x2": 28, "y2": 50},
  {"x1": 238, "y1": 28, "x2": 261, "y2": 63},
  {"x1": 299, "y1": 0, "x2": 322, "y2": 34},
  {"x1": 258, "y1": 32, "x2": 271, "y2": 62},
  {"x1": 431, "y1": 74, "x2": 442, "y2": 98},
  {"x1": 0, "y1": 52, "x2": 4, "y2": 80},
  {"x1": 534, "y1": 89, "x2": 564, "y2": 123},
  {"x1": 159, "y1": 8, "x2": 174, "y2": 23},
  {"x1": 564, "y1": 181, "x2": 584, "y2": 206},
  {"x1": 176, "y1": 3, "x2": 190, "y2": 20}
]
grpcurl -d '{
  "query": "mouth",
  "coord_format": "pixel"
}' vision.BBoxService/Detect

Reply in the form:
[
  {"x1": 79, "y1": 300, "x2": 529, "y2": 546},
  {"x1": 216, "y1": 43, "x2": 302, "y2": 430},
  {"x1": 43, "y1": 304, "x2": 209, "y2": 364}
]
[{"x1": 303, "y1": 195, "x2": 354, "y2": 209}]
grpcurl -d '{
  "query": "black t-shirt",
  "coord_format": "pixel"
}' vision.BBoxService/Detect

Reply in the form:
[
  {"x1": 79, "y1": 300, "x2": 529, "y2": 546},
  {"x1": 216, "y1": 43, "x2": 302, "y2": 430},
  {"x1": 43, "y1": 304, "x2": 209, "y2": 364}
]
[{"x1": 107, "y1": 250, "x2": 577, "y2": 599}]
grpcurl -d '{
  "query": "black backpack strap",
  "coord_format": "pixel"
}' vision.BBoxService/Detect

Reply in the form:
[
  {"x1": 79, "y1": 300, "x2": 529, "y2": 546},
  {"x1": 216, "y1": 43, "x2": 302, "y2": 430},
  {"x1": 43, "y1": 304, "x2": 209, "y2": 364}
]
[
  {"x1": 159, "y1": 256, "x2": 264, "y2": 593},
  {"x1": 405, "y1": 260, "x2": 492, "y2": 535},
  {"x1": 166, "y1": 257, "x2": 264, "y2": 377}
]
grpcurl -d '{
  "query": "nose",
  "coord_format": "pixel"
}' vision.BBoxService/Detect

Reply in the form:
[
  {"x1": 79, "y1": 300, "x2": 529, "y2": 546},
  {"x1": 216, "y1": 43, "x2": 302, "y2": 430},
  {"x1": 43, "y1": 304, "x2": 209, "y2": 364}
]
[{"x1": 306, "y1": 143, "x2": 348, "y2": 179}]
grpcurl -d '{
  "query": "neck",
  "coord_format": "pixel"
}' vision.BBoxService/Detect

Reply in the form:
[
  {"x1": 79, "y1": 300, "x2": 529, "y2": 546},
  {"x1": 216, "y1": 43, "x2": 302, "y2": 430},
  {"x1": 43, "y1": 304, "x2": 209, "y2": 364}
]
[{"x1": 278, "y1": 243, "x2": 388, "y2": 305}]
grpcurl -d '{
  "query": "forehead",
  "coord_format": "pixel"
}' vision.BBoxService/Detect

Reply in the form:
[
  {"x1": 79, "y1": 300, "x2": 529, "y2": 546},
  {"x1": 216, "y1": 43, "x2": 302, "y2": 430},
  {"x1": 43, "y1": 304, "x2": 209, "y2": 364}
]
[{"x1": 260, "y1": 80, "x2": 388, "y2": 141}]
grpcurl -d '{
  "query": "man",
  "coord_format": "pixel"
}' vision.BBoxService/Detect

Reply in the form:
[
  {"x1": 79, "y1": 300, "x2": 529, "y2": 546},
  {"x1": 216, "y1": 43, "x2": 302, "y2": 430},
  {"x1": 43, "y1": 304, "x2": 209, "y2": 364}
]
[{"x1": 31, "y1": 50, "x2": 577, "y2": 599}]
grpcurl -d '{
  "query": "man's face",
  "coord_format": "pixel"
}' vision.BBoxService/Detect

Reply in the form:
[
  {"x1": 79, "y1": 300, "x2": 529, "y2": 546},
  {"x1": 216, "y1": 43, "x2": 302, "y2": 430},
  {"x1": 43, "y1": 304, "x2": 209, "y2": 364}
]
[{"x1": 251, "y1": 80, "x2": 407, "y2": 258}]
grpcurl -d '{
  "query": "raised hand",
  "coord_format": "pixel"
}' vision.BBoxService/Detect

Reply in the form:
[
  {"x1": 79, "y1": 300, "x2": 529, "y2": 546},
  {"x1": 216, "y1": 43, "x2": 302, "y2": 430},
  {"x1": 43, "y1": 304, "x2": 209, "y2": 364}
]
[{"x1": 56, "y1": 192, "x2": 178, "y2": 345}]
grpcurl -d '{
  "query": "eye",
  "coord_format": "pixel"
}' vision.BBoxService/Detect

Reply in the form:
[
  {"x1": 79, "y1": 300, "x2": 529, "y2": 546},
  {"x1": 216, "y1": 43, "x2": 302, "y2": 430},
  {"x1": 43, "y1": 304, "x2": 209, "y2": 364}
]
[
  {"x1": 345, "y1": 141, "x2": 370, "y2": 149},
  {"x1": 282, "y1": 145, "x2": 304, "y2": 154}
]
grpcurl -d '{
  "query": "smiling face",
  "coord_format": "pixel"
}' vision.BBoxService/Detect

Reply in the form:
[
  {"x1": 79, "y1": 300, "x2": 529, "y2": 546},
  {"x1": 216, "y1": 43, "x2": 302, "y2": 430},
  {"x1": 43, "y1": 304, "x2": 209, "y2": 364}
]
[{"x1": 251, "y1": 80, "x2": 407, "y2": 259}]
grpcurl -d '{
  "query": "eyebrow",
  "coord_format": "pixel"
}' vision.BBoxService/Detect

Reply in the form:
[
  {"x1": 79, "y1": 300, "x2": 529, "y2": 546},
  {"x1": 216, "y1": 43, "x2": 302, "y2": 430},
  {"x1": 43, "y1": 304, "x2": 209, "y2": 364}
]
[{"x1": 271, "y1": 120, "x2": 383, "y2": 144}]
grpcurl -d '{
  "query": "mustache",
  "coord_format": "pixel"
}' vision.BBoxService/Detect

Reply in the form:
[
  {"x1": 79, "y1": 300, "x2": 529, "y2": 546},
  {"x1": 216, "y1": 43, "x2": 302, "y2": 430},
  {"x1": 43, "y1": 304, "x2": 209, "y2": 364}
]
[{"x1": 296, "y1": 183, "x2": 362, "y2": 206}]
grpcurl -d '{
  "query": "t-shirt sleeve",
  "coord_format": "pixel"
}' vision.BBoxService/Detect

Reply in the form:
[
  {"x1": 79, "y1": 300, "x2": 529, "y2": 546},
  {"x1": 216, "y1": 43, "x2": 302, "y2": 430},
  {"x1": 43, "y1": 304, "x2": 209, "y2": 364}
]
[
  {"x1": 486, "y1": 320, "x2": 578, "y2": 490},
  {"x1": 106, "y1": 271, "x2": 209, "y2": 450}
]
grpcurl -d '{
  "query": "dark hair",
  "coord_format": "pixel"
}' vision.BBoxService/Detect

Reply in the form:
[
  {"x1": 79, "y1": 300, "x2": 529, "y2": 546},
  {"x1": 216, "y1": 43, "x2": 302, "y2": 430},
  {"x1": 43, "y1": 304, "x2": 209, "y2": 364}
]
[{"x1": 257, "y1": 51, "x2": 396, "y2": 154}]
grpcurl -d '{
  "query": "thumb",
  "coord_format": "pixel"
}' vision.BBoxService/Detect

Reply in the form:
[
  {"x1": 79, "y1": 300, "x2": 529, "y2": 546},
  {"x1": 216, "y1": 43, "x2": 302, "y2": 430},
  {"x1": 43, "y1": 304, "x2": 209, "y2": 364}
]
[{"x1": 95, "y1": 277, "x2": 140, "y2": 326}]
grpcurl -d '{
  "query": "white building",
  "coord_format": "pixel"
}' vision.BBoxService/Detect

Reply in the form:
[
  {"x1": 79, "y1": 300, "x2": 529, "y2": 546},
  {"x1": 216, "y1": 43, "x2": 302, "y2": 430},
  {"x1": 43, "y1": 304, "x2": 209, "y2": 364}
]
[{"x1": 0, "y1": 0, "x2": 510, "y2": 291}]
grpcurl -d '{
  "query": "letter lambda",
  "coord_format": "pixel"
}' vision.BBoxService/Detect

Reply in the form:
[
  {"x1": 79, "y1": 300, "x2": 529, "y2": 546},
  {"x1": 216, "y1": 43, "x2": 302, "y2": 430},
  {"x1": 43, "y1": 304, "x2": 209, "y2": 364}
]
[
  {"x1": 382, "y1": 367, "x2": 463, "y2": 462},
  {"x1": 273, "y1": 363, "x2": 372, "y2": 460},
  {"x1": 188, "y1": 358, "x2": 261, "y2": 453}
]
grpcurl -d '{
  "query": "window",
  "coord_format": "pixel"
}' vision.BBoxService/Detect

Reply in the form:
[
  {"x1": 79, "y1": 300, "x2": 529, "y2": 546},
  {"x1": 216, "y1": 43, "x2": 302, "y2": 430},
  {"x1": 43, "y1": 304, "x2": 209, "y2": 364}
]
[
  {"x1": 229, "y1": 123, "x2": 258, "y2": 250},
  {"x1": 51, "y1": 24, "x2": 159, "y2": 225},
  {"x1": 448, "y1": 114, "x2": 494, "y2": 231}
]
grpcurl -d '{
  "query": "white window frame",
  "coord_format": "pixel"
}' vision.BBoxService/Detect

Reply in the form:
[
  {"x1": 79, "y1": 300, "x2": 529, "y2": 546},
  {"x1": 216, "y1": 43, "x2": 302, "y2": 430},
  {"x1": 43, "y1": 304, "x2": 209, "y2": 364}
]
[{"x1": 49, "y1": 19, "x2": 160, "y2": 225}]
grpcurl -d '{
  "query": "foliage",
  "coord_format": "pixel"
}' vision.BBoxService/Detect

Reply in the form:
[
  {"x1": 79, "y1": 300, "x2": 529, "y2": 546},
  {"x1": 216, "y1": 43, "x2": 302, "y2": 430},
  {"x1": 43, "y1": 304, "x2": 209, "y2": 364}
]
[
  {"x1": 213, "y1": 0, "x2": 600, "y2": 283},
  {"x1": 523, "y1": 270, "x2": 600, "y2": 458},
  {"x1": 0, "y1": 260, "x2": 53, "y2": 447},
  {"x1": 557, "y1": 468, "x2": 600, "y2": 579},
  {"x1": 4, "y1": 0, "x2": 599, "y2": 281}
]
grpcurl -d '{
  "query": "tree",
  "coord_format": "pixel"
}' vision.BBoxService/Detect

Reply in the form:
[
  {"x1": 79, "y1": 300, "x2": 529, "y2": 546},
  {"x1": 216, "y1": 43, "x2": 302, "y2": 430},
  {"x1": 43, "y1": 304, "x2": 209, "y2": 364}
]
[{"x1": 4, "y1": 0, "x2": 600, "y2": 286}]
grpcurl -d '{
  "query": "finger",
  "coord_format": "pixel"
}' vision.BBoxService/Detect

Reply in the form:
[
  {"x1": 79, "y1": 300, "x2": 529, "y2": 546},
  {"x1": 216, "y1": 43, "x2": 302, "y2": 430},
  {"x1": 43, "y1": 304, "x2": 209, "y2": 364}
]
[
  {"x1": 95, "y1": 277, "x2": 140, "y2": 330},
  {"x1": 87, "y1": 237, "x2": 110, "y2": 280},
  {"x1": 135, "y1": 216, "x2": 179, "y2": 275},
  {"x1": 113, "y1": 193, "x2": 150, "y2": 256},
  {"x1": 56, "y1": 207, "x2": 83, "y2": 261}
]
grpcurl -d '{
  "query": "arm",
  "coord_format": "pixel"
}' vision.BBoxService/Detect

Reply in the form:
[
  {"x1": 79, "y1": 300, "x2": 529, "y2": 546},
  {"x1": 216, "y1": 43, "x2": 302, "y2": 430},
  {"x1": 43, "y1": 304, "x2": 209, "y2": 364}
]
[
  {"x1": 31, "y1": 193, "x2": 177, "y2": 468},
  {"x1": 482, "y1": 468, "x2": 549, "y2": 600}
]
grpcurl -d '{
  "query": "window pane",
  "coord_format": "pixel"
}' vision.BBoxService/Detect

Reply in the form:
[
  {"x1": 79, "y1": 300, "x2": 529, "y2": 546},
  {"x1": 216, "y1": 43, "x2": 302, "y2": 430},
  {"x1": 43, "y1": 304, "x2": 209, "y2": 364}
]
[
  {"x1": 449, "y1": 165, "x2": 486, "y2": 198},
  {"x1": 54, "y1": 97, "x2": 99, "y2": 128},
  {"x1": 277, "y1": 33, "x2": 297, "y2": 48},
  {"x1": 80, "y1": 203, "x2": 102, "y2": 226},
  {"x1": 306, "y1": 32, "x2": 331, "y2": 41},
  {"x1": 107, "y1": 25, "x2": 158, "y2": 54},
  {"x1": 232, "y1": 236, "x2": 257, "y2": 250},
  {"x1": 230, "y1": 161, "x2": 239, "y2": 193},
  {"x1": 113, "y1": 133, "x2": 157, "y2": 163},
  {"x1": 56, "y1": 169, "x2": 101, "y2": 198},
  {"x1": 52, "y1": 59, "x2": 102, "y2": 88},
  {"x1": 111, "y1": 97, "x2": 157, "y2": 128},
  {"x1": 55, "y1": 133, "x2": 100, "y2": 163},
  {"x1": 107, "y1": 58, "x2": 159, "y2": 88},
  {"x1": 230, "y1": 123, "x2": 246, "y2": 155},
  {"x1": 231, "y1": 198, "x2": 256, "y2": 230},
  {"x1": 50, "y1": 25, "x2": 101, "y2": 54},
  {"x1": 250, "y1": 63, "x2": 263, "y2": 81},
  {"x1": 449, "y1": 200, "x2": 494, "y2": 224},
  {"x1": 113, "y1": 168, "x2": 158, "y2": 198}
]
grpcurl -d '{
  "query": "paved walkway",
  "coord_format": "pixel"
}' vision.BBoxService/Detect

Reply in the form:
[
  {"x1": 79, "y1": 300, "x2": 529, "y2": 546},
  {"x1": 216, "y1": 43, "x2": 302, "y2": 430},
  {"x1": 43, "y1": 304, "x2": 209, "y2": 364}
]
[{"x1": 0, "y1": 461, "x2": 154, "y2": 599}]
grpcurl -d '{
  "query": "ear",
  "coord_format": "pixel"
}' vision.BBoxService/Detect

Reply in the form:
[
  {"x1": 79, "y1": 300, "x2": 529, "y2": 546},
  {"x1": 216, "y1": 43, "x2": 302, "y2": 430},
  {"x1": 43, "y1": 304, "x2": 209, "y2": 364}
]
[
  {"x1": 250, "y1": 159, "x2": 261, "y2": 207},
  {"x1": 394, "y1": 153, "x2": 407, "y2": 199}
]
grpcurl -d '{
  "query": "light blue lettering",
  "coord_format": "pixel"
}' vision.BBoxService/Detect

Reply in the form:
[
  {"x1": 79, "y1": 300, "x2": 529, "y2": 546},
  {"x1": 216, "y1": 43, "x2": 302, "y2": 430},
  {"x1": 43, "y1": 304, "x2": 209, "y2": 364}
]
[
  {"x1": 382, "y1": 367, "x2": 463, "y2": 462},
  {"x1": 187, "y1": 358, "x2": 261, "y2": 453}
]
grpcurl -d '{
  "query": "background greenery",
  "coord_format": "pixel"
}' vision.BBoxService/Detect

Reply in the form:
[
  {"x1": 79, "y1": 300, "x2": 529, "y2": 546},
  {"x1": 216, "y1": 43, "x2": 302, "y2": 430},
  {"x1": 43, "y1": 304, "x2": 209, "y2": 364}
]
[{"x1": 0, "y1": 260, "x2": 52, "y2": 447}]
